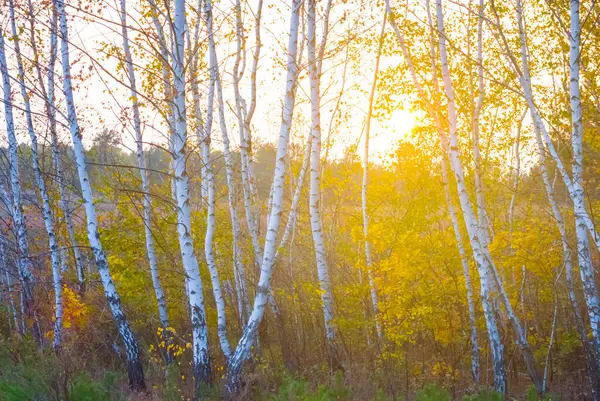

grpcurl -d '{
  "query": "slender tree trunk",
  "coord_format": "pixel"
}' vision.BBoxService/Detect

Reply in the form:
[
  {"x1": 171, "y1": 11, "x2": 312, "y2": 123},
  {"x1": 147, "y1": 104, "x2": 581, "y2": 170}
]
[
  {"x1": 274, "y1": 136, "x2": 311, "y2": 263},
  {"x1": 307, "y1": 0, "x2": 337, "y2": 362},
  {"x1": 436, "y1": 1, "x2": 542, "y2": 391},
  {"x1": 567, "y1": 0, "x2": 600, "y2": 361},
  {"x1": 233, "y1": 0, "x2": 264, "y2": 270},
  {"x1": 27, "y1": 0, "x2": 86, "y2": 295},
  {"x1": 529, "y1": 88, "x2": 600, "y2": 401},
  {"x1": 390, "y1": 0, "x2": 493, "y2": 388},
  {"x1": 243, "y1": 0, "x2": 264, "y2": 233},
  {"x1": 9, "y1": 0, "x2": 63, "y2": 350},
  {"x1": 203, "y1": 0, "x2": 237, "y2": 361},
  {"x1": 441, "y1": 156, "x2": 480, "y2": 383},
  {"x1": 120, "y1": 0, "x2": 171, "y2": 362},
  {"x1": 225, "y1": 0, "x2": 302, "y2": 393},
  {"x1": 0, "y1": 233, "x2": 18, "y2": 334},
  {"x1": 543, "y1": 289, "x2": 558, "y2": 393},
  {"x1": 513, "y1": 0, "x2": 600, "y2": 368},
  {"x1": 471, "y1": 0, "x2": 491, "y2": 243},
  {"x1": 147, "y1": 0, "x2": 178, "y2": 202},
  {"x1": 0, "y1": 26, "x2": 41, "y2": 345},
  {"x1": 170, "y1": 0, "x2": 212, "y2": 390},
  {"x1": 55, "y1": 0, "x2": 145, "y2": 389}
]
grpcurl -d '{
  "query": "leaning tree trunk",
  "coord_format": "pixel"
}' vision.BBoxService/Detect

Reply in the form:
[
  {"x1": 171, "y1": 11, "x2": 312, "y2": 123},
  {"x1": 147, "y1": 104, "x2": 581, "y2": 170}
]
[
  {"x1": 471, "y1": 0, "x2": 491, "y2": 244},
  {"x1": 435, "y1": 0, "x2": 542, "y2": 393},
  {"x1": 513, "y1": 0, "x2": 600, "y2": 366},
  {"x1": 0, "y1": 27, "x2": 41, "y2": 345},
  {"x1": 54, "y1": 0, "x2": 145, "y2": 390},
  {"x1": 147, "y1": 0, "x2": 178, "y2": 202},
  {"x1": 441, "y1": 156, "x2": 481, "y2": 383},
  {"x1": 27, "y1": 0, "x2": 86, "y2": 295},
  {"x1": 9, "y1": 0, "x2": 63, "y2": 350},
  {"x1": 530, "y1": 113, "x2": 600, "y2": 399},
  {"x1": 119, "y1": 0, "x2": 171, "y2": 361},
  {"x1": 389, "y1": 0, "x2": 491, "y2": 388},
  {"x1": 225, "y1": 0, "x2": 302, "y2": 394},
  {"x1": 171, "y1": 0, "x2": 212, "y2": 390}
]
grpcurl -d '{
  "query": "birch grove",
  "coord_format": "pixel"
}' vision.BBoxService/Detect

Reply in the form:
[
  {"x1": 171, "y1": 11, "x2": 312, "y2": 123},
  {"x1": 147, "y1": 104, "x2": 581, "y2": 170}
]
[{"x1": 1, "y1": 0, "x2": 600, "y2": 399}]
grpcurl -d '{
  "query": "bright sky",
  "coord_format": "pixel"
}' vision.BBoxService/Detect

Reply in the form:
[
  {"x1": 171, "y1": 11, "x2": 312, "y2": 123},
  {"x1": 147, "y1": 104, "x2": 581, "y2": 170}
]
[{"x1": 49, "y1": 0, "x2": 416, "y2": 165}]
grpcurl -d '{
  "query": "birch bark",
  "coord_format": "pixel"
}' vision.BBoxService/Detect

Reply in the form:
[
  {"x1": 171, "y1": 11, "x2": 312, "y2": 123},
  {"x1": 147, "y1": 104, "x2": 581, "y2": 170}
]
[
  {"x1": 308, "y1": 0, "x2": 337, "y2": 355},
  {"x1": 55, "y1": 0, "x2": 145, "y2": 389},
  {"x1": 435, "y1": 0, "x2": 542, "y2": 392},
  {"x1": 513, "y1": 0, "x2": 600, "y2": 363},
  {"x1": 119, "y1": 0, "x2": 171, "y2": 349},
  {"x1": 27, "y1": 0, "x2": 86, "y2": 294},
  {"x1": 389, "y1": 0, "x2": 489, "y2": 387},
  {"x1": 233, "y1": 0, "x2": 264, "y2": 270},
  {"x1": 567, "y1": 0, "x2": 600, "y2": 359},
  {"x1": 226, "y1": 0, "x2": 302, "y2": 393},
  {"x1": 9, "y1": 0, "x2": 63, "y2": 350},
  {"x1": 0, "y1": 26, "x2": 41, "y2": 344},
  {"x1": 171, "y1": 0, "x2": 212, "y2": 388},
  {"x1": 203, "y1": 0, "x2": 237, "y2": 360}
]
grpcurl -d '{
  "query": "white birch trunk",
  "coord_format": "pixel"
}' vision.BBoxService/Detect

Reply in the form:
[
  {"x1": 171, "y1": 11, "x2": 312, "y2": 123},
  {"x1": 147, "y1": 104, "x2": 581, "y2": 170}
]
[
  {"x1": 233, "y1": 0, "x2": 264, "y2": 270},
  {"x1": 120, "y1": 0, "x2": 171, "y2": 340},
  {"x1": 170, "y1": 0, "x2": 212, "y2": 388},
  {"x1": 435, "y1": 1, "x2": 541, "y2": 392},
  {"x1": 307, "y1": 0, "x2": 336, "y2": 351},
  {"x1": 147, "y1": 0, "x2": 178, "y2": 202},
  {"x1": 568, "y1": 0, "x2": 600, "y2": 359},
  {"x1": 9, "y1": 0, "x2": 63, "y2": 350},
  {"x1": 203, "y1": 0, "x2": 236, "y2": 360},
  {"x1": 510, "y1": 0, "x2": 600, "y2": 255},
  {"x1": 441, "y1": 156, "x2": 480, "y2": 383},
  {"x1": 27, "y1": 0, "x2": 86, "y2": 294},
  {"x1": 274, "y1": 136, "x2": 311, "y2": 263},
  {"x1": 543, "y1": 290, "x2": 558, "y2": 393},
  {"x1": 402, "y1": 0, "x2": 486, "y2": 385},
  {"x1": 55, "y1": 0, "x2": 145, "y2": 389},
  {"x1": 243, "y1": 0, "x2": 264, "y2": 226},
  {"x1": 471, "y1": 0, "x2": 491, "y2": 243},
  {"x1": 514, "y1": 0, "x2": 600, "y2": 363},
  {"x1": 225, "y1": 0, "x2": 302, "y2": 393},
  {"x1": 0, "y1": 26, "x2": 41, "y2": 344}
]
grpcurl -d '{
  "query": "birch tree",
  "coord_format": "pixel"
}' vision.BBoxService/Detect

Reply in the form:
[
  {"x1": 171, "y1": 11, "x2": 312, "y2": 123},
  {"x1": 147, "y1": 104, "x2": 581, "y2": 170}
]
[
  {"x1": 0, "y1": 26, "x2": 41, "y2": 345},
  {"x1": 497, "y1": 0, "x2": 600, "y2": 365},
  {"x1": 8, "y1": 0, "x2": 63, "y2": 350},
  {"x1": 27, "y1": 0, "x2": 86, "y2": 294},
  {"x1": 119, "y1": 0, "x2": 171, "y2": 356},
  {"x1": 226, "y1": 0, "x2": 302, "y2": 393},
  {"x1": 307, "y1": 0, "x2": 337, "y2": 360},
  {"x1": 54, "y1": 0, "x2": 145, "y2": 389},
  {"x1": 203, "y1": 0, "x2": 236, "y2": 360},
  {"x1": 434, "y1": 0, "x2": 542, "y2": 392},
  {"x1": 385, "y1": 0, "x2": 497, "y2": 389},
  {"x1": 171, "y1": 0, "x2": 212, "y2": 388},
  {"x1": 233, "y1": 0, "x2": 264, "y2": 271}
]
